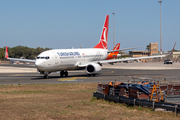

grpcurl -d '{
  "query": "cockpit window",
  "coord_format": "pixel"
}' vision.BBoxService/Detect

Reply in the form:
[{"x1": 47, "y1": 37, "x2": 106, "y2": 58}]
[
  {"x1": 45, "y1": 57, "x2": 50, "y2": 59},
  {"x1": 36, "y1": 56, "x2": 50, "y2": 59}
]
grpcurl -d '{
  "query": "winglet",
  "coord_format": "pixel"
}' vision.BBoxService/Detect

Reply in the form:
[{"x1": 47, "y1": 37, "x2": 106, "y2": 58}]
[
  {"x1": 113, "y1": 43, "x2": 120, "y2": 51},
  {"x1": 169, "y1": 42, "x2": 176, "y2": 55},
  {"x1": 5, "y1": 46, "x2": 9, "y2": 58},
  {"x1": 106, "y1": 43, "x2": 120, "y2": 60}
]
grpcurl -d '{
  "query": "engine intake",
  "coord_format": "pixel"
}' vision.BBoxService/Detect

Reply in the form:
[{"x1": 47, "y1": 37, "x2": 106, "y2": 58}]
[{"x1": 86, "y1": 63, "x2": 102, "y2": 74}]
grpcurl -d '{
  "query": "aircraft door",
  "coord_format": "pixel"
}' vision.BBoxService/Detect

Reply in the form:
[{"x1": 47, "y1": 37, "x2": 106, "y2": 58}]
[
  {"x1": 55, "y1": 55, "x2": 58, "y2": 64},
  {"x1": 98, "y1": 51, "x2": 102, "y2": 60}
]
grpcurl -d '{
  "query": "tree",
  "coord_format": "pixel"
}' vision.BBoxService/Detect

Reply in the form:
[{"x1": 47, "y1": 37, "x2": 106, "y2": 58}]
[
  {"x1": 146, "y1": 45, "x2": 150, "y2": 51},
  {"x1": 0, "y1": 46, "x2": 50, "y2": 60}
]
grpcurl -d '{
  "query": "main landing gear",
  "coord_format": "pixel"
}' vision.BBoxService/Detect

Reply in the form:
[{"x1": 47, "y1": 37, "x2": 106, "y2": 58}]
[
  {"x1": 43, "y1": 71, "x2": 68, "y2": 79},
  {"x1": 88, "y1": 74, "x2": 96, "y2": 77},
  {"x1": 60, "y1": 71, "x2": 68, "y2": 77}
]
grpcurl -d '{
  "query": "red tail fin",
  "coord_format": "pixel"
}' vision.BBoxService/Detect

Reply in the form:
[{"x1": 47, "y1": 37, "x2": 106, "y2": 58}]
[
  {"x1": 94, "y1": 15, "x2": 109, "y2": 49},
  {"x1": 113, "y1": 43, "x2": 120, "y2": 54},
  {"x1": 106, "y1": 43, "x2": 120, "y2": 60},
  {"x1": 5, "y1": 46, "x2": 9, "y2": 58}
]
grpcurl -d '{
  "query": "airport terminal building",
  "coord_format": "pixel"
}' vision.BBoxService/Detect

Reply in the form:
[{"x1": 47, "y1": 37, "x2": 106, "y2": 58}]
[{"x1": 129, "y1": 42, "x2": 180, "y2": 62}]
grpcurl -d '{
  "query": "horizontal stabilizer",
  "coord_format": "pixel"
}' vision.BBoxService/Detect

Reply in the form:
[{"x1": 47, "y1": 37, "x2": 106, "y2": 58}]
[
  {"x1": 5, "y1": 46, "x2": 35, "y2": 63},
  {"x1": 108, "y1": 46, "x2": 141, "y2": 53}
]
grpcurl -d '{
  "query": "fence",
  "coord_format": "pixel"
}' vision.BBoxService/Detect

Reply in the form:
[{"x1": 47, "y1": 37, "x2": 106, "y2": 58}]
[{"x1": 93, "y1": 92, "x2": 180, "y2": 115}]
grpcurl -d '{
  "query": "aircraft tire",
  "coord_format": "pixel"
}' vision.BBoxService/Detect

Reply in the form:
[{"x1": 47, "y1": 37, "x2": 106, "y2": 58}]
[
  {"x1": 60, "y1": 71, "x2": 64, "y2": 77},
  {"x1": 88, "y1": 74, "x2": 92, "y2": 77},
  {"x1": 65, "y1": 71, "x2": 68, "y2": 77},
  {"x1": 44, "y1": 74, "x2": 48, "y2": 79}
]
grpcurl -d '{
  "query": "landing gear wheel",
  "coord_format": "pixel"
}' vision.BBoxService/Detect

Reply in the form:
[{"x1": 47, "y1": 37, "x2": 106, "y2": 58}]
[
  {"x1": 60, "y1": 71, "x2": 68, "y2": 77},
  {"x1": 65, "y1": 71, "x2": 68, "y2": 77},
  {"x1": 60, "y1": 71, "x2": 64, "y2": 77},
  {"x1": 88, "y1": 74, "x2": 92, "y2": 76},
  {"x1": 88, "y1": 74, "x2": 96, "y2": 77},
  {"x1": 44, "y1": 74, "x2": 48, "y2": 79}
]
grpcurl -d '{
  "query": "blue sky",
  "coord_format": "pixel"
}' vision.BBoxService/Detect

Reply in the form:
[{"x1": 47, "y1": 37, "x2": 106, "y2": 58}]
[{"x1": 0, "y1": 0, "x2": 179, "y2": 52}]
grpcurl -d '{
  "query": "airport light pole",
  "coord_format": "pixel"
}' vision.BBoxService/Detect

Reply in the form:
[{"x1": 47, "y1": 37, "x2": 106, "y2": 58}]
[
  {"x1": 112, "y1": 12, "x2": 115, "y2": 48},
  {"x1": 158, "y1": 1, "x2": 162, "y2": 55}
]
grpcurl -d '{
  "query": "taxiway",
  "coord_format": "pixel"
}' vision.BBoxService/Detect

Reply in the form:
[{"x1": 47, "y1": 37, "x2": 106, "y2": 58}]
[{"x1": 0, "y1": 63, "x2": 180, "y2": 84}]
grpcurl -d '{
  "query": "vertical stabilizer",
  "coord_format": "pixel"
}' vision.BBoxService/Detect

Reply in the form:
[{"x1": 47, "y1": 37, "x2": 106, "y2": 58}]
[
  {"x1": 113, "y1": 43, "x2": 120, "y2": 53},
  {"x1": 94, "y1": 15, "x2": 109, "y2": 49},
  {"x1": 106, "y1": 43, "x2": 120, "y2": 60}
]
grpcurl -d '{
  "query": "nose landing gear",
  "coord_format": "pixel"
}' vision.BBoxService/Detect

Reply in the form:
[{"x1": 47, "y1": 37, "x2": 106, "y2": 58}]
[
  {"x1": 44, "y1": 74, "x2": 48, "y2": 79},
  {"x1": 44, "y1": 71, "x2": 49, "y2": 79}
]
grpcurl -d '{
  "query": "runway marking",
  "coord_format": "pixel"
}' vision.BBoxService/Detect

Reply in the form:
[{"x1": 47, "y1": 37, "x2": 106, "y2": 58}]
[{"x1": 58, "y1": 77, "x2": 87, "y2": 81}]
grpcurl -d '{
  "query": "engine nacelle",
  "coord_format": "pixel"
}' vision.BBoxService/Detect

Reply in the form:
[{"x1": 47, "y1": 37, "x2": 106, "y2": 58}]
[{"x1": 85, "y1": 63, "x2": 102, "y2": 74}]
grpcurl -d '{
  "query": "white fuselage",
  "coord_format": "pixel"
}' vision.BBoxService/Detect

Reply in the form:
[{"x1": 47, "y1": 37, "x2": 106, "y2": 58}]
[{"x1": 35, "y1": 48, "x2": 108, "y2": 72}]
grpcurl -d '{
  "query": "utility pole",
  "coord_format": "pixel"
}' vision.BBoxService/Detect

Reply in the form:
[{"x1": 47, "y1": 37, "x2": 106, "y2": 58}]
[
  {"x1": 112, "y1": 12, "x2": 115, "y2": 48},
  {"x1": 158, "y1": 1, "x2": 162, "y2": 55}
]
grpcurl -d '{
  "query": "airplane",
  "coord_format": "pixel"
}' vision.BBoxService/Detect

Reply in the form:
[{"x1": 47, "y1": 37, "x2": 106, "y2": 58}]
[
  {"x1": 5, "y1": 15, "x2": 173, "y2": 79},
  {"x1": 106, "y1": 43, "x2": 141, "y2": 60},
  {"x1": 106, "y1": 43, "x2": 121, "y2": 60}
]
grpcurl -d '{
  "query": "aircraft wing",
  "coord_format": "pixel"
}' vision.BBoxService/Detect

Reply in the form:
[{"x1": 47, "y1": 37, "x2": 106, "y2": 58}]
[
  {"x1": 78, "y1": 42, "x2": 176, "y2": 67},
  {"x1": 100, "y1": 42, "x2": 176, "y2": 64},
  {"x1": 77, "y1": 54, "x2": 166, "y2": 67},
  {"x1": 98, "y1": 54, "x2": 166, "y2": 64},
  {"x1": 108, "y1": 46, "x2": 140, "y2": 53},
  {"x1": 5, "y1": 46, "x2": 36, "y2": 63},
  {"x1": 6, "y1": 58, "x2": 36, "y2": 63}
]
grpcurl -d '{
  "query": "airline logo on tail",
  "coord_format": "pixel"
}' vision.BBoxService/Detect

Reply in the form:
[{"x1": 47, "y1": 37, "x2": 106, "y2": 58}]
[
  {"x1": 5, "y1": 46, "x2": 9, "y2": 58},
  {"x1": 113, "y1": 43, "x2": 120, "y2": 52},
  {"x1": 94, "y1": 15, "x2": 109, "y2": 49}
]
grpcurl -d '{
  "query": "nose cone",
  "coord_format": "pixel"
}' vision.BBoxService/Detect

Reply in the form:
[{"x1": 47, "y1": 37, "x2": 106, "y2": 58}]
[
  {"x1": 35, "y1": 60, "x2": 41, "y2": 66},
  {"x1": 36, "y1": 51, "x2": 50, "y2": 71},
  {"x1": 35, "y1": 59, "x2": 44, "y2": 70}
]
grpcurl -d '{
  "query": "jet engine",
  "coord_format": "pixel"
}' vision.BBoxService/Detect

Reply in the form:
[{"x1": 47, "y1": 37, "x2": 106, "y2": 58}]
[{"x1": 85, "y1": 63, "x2": 102, "y2": 75}]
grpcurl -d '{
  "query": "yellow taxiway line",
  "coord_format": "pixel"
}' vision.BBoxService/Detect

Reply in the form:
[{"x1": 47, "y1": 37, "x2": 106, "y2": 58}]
[
  {"x1": 58, "y1": 77, "x2": 87, "y2": 81},
  {"x1": 101, "y1": 71, "x2": 114, "y2": 75}
]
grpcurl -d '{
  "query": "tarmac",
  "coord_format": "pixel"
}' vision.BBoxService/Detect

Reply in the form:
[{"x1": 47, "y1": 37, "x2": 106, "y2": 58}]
[
  {"x1": 0, "y1": 62, "x2": 180, "y2": 73},
  {"x1": 0, "y1": 62, "x2": 180, "y2": 84}
]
